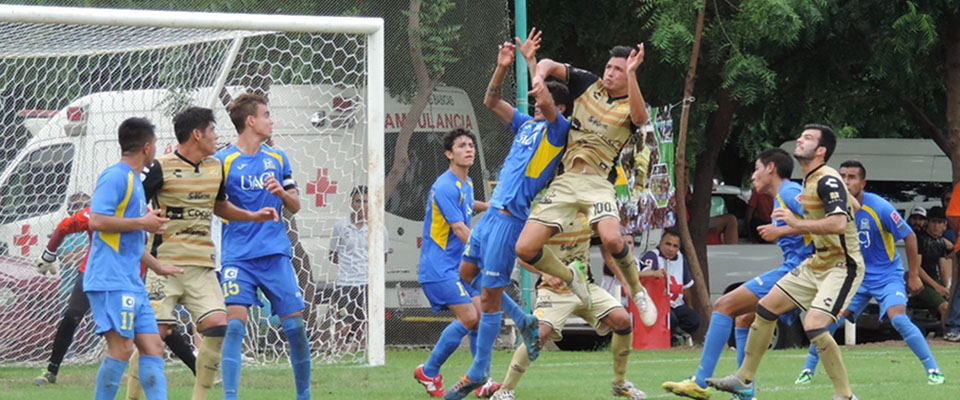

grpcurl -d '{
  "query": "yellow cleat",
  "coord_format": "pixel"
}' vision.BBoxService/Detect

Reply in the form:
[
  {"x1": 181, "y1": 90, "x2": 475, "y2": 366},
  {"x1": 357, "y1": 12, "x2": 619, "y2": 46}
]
[{"x1": 662, "y1": 378, "x2": 711, "y2": 399}]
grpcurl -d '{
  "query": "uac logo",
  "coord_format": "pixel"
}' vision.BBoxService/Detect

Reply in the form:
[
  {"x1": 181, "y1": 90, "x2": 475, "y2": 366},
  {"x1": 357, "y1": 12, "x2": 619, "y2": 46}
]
[{"x1": 240, "y1": 173, "x2": 275, "y2": 191}]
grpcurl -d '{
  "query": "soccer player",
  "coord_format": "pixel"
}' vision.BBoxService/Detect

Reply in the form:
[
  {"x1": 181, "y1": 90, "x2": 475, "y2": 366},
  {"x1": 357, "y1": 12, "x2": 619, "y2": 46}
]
[
  {"x1": 414, "y1": 128, "x2": 489, "y2": 397},
  {"x1": 215, "y1": 94, "x2": 311, "y2": 400},
  {"x1": 490, "y1": 213, "x2": 646, "y2": 400},
  {"x1": 444, "y1": 30, "x2": 572, "y2": 399},
  {"x1": 793, "y1": 160, "x2": 944, "y2": 385},
  {"x1": 86, "y1": 117, "x2": 184, "y2": 400},
  {"x1": 33, "y1": 201, "x2": 198, "y2": 386},
  {"x1": 126, "y1": 106, "x2": 278, "y2": 400},
  {"x1": 515, "y1": 44, "x2": 656, "y2": 325},
  {"x1": 662, "y1": 147, "x2": 812, "y2": 399},
  {"x1": 707, "y1": 125, "x2": 865, "y2": 400}
]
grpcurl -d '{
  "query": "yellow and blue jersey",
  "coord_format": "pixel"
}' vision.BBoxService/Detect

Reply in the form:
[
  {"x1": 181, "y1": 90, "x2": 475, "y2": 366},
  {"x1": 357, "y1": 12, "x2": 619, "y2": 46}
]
[
  {"x1": 857, "y1": 191, "x2": 912, "y2": 286},
  {"x1": 83, "y1": 162, "x2": 148, "y2": 292},
  {"x1": 489, "y1": 108, "x2": 569, "y2": 219},
  {"x1": 215, "y1": 144, "x2": 296, "y2": 263},
  {"x1": 418, "y1": 170, "x2": 474, "y2": 283},
  {"x1": 775, "y1": 180, "x2": 814, "y2": 263}
]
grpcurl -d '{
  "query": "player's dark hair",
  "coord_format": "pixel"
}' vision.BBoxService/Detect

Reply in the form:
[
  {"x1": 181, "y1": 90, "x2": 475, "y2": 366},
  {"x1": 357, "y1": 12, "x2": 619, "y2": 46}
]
[
  {"x1": 118, "y1": 117, "x2": 156, "y2": 154},
  {"x1": 228, "y1": 92, "x2": 267, "y2": 134},
  {"x1": 173, "y1": 107, "x2": 215, "y2": 144},
  {"x1": 662, "y1": 227, "x2": 681, "y2": 241},
  {"x1": 443, "y1": 128, "x2": 476, "y2": 152},
  {"x1": 350, "y1": 185, "x2": 368, "y2": 198},
  {"x1": 609, "y1": 45, "x2": 632, "y2": 59},
  {"x1": 804, "y1": 123, "x2": 837, "y2": 162},
  {"x1": 757, "y1": 148, "x2": 793, "y2": 179},
  {"x1": 839, "y1": 160, "x2": 866, "y2": 179},
  {"x1": 546, "y1": 81, "x2": 572, "y2": 117}
]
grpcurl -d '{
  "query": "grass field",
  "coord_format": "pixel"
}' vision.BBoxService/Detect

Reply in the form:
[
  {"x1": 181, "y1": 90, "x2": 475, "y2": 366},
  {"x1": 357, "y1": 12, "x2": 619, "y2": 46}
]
[{"x1": 3, "y1": 342, "x2": 959, "y2": 399}]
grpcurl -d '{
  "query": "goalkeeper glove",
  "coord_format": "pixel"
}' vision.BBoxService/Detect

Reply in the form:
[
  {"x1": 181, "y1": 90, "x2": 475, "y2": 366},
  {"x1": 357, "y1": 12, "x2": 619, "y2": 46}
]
[{"x1": 37, "y1": 249, "x2": 59, "y2": 275}]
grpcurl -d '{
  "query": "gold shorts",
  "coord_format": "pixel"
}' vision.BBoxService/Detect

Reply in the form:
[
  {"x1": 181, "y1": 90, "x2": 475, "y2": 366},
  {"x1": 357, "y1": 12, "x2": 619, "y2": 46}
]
[
  {"x1": 533, "y1": 284, "x2": 623, "y2": 341},
  {"x1": 775, "y1": 257, "x2": 864, "y2": 321},
  {"x1": 146, "y1": 265, "x2": 226, "y2": 325},
  {"x1": 528, "y1": 173, "x2": 618, "y2": 231}
]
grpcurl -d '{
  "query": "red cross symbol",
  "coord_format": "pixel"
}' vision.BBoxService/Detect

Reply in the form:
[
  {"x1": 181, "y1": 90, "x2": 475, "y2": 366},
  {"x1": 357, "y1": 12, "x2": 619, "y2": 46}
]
[
  {"x1": 13, "y1": 224, "x2": 39, "y2": 256},
  {"x1": 305, "y1": 168, "x2": 338, "y2": 207}
]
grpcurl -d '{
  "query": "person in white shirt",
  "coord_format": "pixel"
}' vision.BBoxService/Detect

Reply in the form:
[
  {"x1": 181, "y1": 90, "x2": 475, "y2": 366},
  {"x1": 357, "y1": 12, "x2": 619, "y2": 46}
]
[
  {"x1": 638, "y1": 228, "x2": 700, "y2": 337},
  {"x1": 328, "y1": 185, "x2": 388, "y2": 349}
]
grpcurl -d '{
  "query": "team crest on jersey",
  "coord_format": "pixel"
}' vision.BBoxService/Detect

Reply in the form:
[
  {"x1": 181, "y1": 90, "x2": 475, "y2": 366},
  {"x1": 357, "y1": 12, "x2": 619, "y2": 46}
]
[
  {"x1": 263, "y1": 158, "x2": 277, "y2": 171},
  {"x1": 122, "y1": 295, "x2": 135, "y2": 309},
  {"x1": 860, "y1": 219, "x2": 870, "y2": 230},
  {"x1": 223, "y1": 267, "x2": 239, "y2": 280},
  {"x1": 891, "y1": 210, "x2": 903, "y2": 225}
]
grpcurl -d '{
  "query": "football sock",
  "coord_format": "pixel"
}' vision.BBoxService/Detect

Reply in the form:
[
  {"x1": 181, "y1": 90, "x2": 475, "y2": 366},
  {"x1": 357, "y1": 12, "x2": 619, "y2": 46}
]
[
  {"x1": 892, "y1": 313, "x2": 939, "y2": 371},
  {"x1": 222, "y1": 319, "x2": 246, "y2": 400},
  {"x1": 695, "y1": 312, "x2": 733, "y2": 387},
  {"x1": 282, "y1": 316, "x2": 312, "y2": 400},
  {"x1": 735, "y1": 327, "x2": 750, "y2": 368},
  {"x1": 94, "y1": 356, "x2": 128, "y2": 400},
  {"x1": 612, "y1": 243, "x2": 642, "y2": 296},
  {"x1": 469, "y1": 328, "x2": 478, "y2": 357},
  {"x1": 737, "y1": 308, "x2": 777, "y2": 382},
  {"x1": 423, "y1": 320, "x2": 469, "y2": 378},
  {"x1": 803, "y1": 317, "x2": 842, "y2": 373},
  {"x1": 500, "y1": 344, "x2": 531, "y2": 391},
  {"x1": 467, "y1": 312, "x2": 502, "y2": 382},
  {"x1": 193, "y1": 326, "x2": 225, "y2": 400},
  {"x1": 48, "y1": 306, "x2": 85, "y2": 376},
  {"x1": 809, "y1": 329, "x2": 852, "y2": 398},
  {"x1": 165, "y1": 329, "x2": 197, "y2": 375},
  {"x1": 526, "y1": 247, "x2": 572, "y2": 283},
  {"x1": 138, "y1": 354, "x2": 167, "y2": 400},
  {"x1": 611, "y1": 331, "x2": 632, "y2": 385},
  {"x1": 501, "y1": 293, "x2": 526, "y2": 329}
]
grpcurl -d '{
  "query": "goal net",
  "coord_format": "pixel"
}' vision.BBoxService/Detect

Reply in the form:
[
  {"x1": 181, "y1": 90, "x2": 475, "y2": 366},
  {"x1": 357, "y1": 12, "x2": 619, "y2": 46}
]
[{"x1": 0, "y1": 5, "x2": 385, "y2": 366}]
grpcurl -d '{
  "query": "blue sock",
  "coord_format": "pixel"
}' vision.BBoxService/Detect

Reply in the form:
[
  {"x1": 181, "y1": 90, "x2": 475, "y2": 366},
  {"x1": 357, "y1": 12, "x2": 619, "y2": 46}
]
[
  {"x1": 735, "y1": 327, "x2": 750, "y2": 368},
  {"x1": 469, "y1": 329, "x2": 479, "y2": 357},
  {"x1": 467, "y1": 312, "x2": 502, "y2": 382},
  {"x1": 222, "y1": 319, "x2": 246, "y2": 400},
  {"x1": 501, "y1": 293, "x2": 526, "y2": 328},
  {"x1": 892, "y1": 314, "x2": 939, "y2": 372},
  {"x1": 138, "y1": 354, "x2": 167, "y2": 400},
  {"x1": 694, "y1": 312, "x2": 733, "y2": 388},
  {"x1": 282, "y1": 316, "x2": 312, "y2": 400},
  {"x1": 423, "y1": 320, "x2": 469, "y2": 378},
  {"x1": 803, "y1": 318, "x2": 843, "y2": 373},
  {"x1": 94, "y1": 356, "x2": 127, "y2": 400}
]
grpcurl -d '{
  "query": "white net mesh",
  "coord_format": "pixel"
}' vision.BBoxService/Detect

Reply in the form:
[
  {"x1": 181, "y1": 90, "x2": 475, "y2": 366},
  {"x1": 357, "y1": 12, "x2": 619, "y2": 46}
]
[{"x1": 0, "y1": 18, "x2": 377, "y2": 366}]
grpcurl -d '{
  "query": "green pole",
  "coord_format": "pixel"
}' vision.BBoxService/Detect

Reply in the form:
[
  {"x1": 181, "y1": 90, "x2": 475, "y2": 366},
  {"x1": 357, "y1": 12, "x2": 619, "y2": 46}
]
[{"x1": 514, "y1": 0, "x2": 533, "y2": 314}]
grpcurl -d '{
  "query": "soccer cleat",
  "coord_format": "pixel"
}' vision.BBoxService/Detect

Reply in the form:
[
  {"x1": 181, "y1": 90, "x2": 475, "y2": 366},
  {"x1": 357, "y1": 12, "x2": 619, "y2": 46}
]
[
  {"x1": 661, "y1": 378, "x2": 710, "y2": 399},
  {"x1": 794, "y1": 369, "x2": 814, "y2": 385},
  {"x1": 520, "y1": 314, "x2": 540, "y2": 361},
  {"x1": 927, "y1": 369, "x2": 945, "y2": 385},
  {"x1": 632, "y1": 289, "x2": 657, "y2": 327},
  {"x1": 705, "y1": 374, "x2": 754, "y2": 398},
  {"x1": 490, "y1": 389, "x2": 515, "y2": 400},
  {"x1": 415, "y1": 364, "x2": 446, "y2": 397},
  {"x1": 832, "y1": 396, "x2": 858, "y2": 400},
  {"x1": 567, "y1": 260, "x2": 593, "y2": 309},
  {"x1": 612, "y1": 379, "x2": 647, "y2": 399},
  {"x1": 33, "y1": 370, "x2": 56, "y2": 386},
  {"x1": 943, "y1": 331, "x2": 960, "y2": 342},
  {"x1": 474, "y1": 378, "x2": 501, "y2": 398},
  {"x1": 444, "y1": 376, "x2": 487, "y2": 400}
]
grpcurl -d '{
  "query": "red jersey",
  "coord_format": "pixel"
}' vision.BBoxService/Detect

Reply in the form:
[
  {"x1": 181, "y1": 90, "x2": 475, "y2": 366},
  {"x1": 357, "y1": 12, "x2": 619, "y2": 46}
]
[{"x1": 47, "y1": 207, "x2": 146, "y2": 276}]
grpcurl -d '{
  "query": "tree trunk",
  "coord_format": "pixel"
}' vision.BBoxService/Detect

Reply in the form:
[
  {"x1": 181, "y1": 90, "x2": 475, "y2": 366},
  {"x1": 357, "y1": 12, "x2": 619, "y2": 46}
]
[
  {"x1": 674, "y1": 0, "x2": 710, "y2": 340},
  {"x1": 945, "y1": 22, "x2": 960, "y2": 181}
]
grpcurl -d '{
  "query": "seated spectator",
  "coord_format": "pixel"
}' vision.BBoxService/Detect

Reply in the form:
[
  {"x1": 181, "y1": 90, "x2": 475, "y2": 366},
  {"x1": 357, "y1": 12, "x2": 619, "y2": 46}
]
[
  {"x1": 709, "y1": 214, "x2": 739, "y2": 244},
  {"x1": 745, "y1": 188, "x2": 774, "y2": 243},
  {"x1": 914, "y1": 206, "x2": 955, "y2": 325},
  {"x1": 639, "y1": 228, "x2": 700, "y2": 340},
  {"x1": 908, "y1": 206, "x2": 927, "y2": 233}
]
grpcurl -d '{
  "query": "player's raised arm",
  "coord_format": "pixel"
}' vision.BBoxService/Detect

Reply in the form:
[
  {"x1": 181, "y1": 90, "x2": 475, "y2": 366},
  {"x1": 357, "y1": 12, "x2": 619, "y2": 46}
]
[
  {"x1": 484, "y1": 41, "x2": 517, "y2": 124},
  {"x1": 534, "y1": 58, "x2": 567, "y2": 83},
  {"x1": 89, "y1": 208, "x2": 168, "y2": 234},
  {"x1": 516, "y1": 28, "x2": 542, "y2": 85},
  {"x1": 625, "y1": 43, "x2": 649, "y2": 126}
]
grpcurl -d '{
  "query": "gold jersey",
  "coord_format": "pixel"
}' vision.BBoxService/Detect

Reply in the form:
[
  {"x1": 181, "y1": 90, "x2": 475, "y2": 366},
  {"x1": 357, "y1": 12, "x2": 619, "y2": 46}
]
[
  {"x1": 564, "y1": 80, "x2": 634, "y2": 174},
  {"x1": 800, "y1": 164, "x2": 863, "y2": 271}
]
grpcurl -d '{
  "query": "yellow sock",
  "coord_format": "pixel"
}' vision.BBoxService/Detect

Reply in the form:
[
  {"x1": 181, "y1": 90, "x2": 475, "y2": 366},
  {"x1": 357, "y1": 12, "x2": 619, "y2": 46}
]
[
  {"x1": 737, "y1": 314, "x2": 776, "y2": 381},
  {"x1": 612, "y1": 250, "x2": 642, "y2": 296},
  {"x1": 125, "y1": 349, "x2": 143, "y2": 400},
  {"x1": 501, "y1": 344, "x2": 532, "y2": 390},
  {"x1": 611, "y1": 332, "x2": 632, "y2": 385},
  {"x1": 532, "y1": 246, "x2": 573, "y2": 282},
  {"x1": 193, "y1": 335, "x2": 224, "y2": 400},
  {"x1": 810, "y1": 331, "x2": 852, "y2": 398}
]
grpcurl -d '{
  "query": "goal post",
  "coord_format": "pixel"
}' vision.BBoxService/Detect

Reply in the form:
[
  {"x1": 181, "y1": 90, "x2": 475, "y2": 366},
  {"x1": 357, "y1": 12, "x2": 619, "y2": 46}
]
[{"x1": 0, "y1": 4, "x2": 385, "y2": 366}]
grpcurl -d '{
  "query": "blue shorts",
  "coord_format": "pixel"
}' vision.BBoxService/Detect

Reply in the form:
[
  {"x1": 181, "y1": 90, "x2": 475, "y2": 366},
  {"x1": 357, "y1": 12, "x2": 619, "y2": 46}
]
[
  {"x1": 743, "y1": 257, "x2": 802, "y2": 298},
  {"x1": 421, "y1": 278, "x2": 480, "y2": 313},
  {"x1": 462, "y1": 210, "x2": 525, "y2": 288},
  {"x1": 845, "y1": 278, "x2": 908, "y2": 322},
  {"x1": 87, "y1": 290, "x2": 159, "y2": 339},
  {"x1": 220, "y1": 254, "x2": 304, "y2": 318}
]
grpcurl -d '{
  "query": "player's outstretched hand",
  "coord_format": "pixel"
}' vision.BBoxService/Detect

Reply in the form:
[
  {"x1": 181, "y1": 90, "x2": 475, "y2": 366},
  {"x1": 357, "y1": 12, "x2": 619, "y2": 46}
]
[
  {"x1": 265, "y1": 175, "x2": 286, "y2": 197},
  {"x1": 252, "y1": 207, "x2": 279, "y2": 222},
  {"x1": 497, "y1": 41, "x2": 516, "y2": 68},
  {"x1": 756, "y1": 223, "x2": 780, "y2": 242},
  {"x1": 36, "y1": 249, "x2": 59, "y2": 275},
  {"x1": 154, "y1": 264, "x2": 185, "y2": 278},
  {"x1": 141, "y1": 209, "x2": 170, "y2": 234},
  {"x1": 770, "y1": 208, "x2": 797, "y2": 227},
  {"x1": 627, "y1": 43, "x2": 644, "y2": 72},
  {"x1": 515, "y1": 27, "x2": 542, "y2": 61}
]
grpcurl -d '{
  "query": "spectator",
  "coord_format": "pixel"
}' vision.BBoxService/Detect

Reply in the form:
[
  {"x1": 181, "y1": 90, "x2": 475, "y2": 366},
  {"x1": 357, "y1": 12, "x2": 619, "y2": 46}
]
[
  {"x1": 745, "y1": 188, "x2": 774, "y2": 243},
  {"x1": 328, "y1": 185, "x2": 388, "y2": 350},
  {"x1": 639, "y1": 228, "x2": 700, "y2": 341},
  {"x1": 914, "y1": 206, "x2": 954, "y2": 325},
  {"x1": 908, "y1": 206, "x2": 927, "y2": 233}
]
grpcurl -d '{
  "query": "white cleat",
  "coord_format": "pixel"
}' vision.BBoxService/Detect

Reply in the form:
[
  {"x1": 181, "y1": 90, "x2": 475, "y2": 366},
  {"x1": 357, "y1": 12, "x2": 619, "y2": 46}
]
[
  {"x1": 567, "y1": 260, "x2": 593, "y2": 309},
  {"x1": 633, "y1": 289, "x2": 658, "y2": 327}
]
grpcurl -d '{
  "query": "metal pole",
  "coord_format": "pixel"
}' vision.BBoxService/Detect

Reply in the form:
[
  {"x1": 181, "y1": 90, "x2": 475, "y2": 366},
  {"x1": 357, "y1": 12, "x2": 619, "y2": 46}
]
[
  {"x1": 366, "y1": 21, "x2": 386, "y2": 366},
  {"x1": 514, "y1": 0, "x2": 533, "y2": 314}
]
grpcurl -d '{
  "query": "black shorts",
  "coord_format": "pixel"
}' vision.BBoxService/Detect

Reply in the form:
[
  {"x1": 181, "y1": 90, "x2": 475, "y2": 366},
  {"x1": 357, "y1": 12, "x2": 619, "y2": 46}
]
[{"x1": 332, "y1": 285, "x2": 367, "y2": 326}]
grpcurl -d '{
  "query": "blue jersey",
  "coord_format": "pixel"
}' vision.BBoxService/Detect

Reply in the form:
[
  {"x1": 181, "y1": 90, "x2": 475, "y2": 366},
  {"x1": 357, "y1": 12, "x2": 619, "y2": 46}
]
[
  {"x1": 774, "y1": 181, "x2": 814, "y2": 262},
  {"x1": 215, "y1": 144, "x2": 296, "y2": 263},
  {"x1": 489, "y1": 109, "x2": 569, "y2": 219},
  {"x1": 857, "y1": 191, "x2": 912, "y2": 286},
  {"x1": 83, "y1": 162, "x2": 148, "y2": 292},
  {"x1": 418, "y1": 170, "x2": 474, "y2": 283}
]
